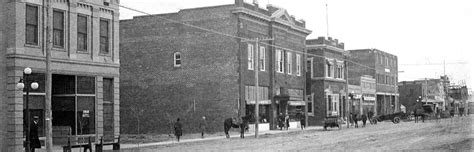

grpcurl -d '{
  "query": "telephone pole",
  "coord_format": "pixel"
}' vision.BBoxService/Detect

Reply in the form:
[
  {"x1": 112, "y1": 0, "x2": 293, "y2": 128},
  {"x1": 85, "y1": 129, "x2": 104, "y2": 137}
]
[
  {"x1": 45, "y1": 0, "x2": 53, "y2": 150},
  {"x1": 242, "y1": 37, "x2": 272, "y2": 138}
]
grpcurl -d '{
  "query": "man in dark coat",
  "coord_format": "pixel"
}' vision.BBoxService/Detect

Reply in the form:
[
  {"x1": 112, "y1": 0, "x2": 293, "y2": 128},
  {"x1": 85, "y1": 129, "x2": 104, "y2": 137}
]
[
  {"x1": 361, "y1": 114, "x2": 367, "y2": 127},
  {"x1": 198, "y1": 116, "x2": 207, "y2": 138},
  {"x1": 278, "y1": 113, "x2": 285, "y2": 130},
  {"x1": 29, "y1": 116, "x2": 41, "y2": 152},
  {"x1": 352, "y1": 113, "x2": 358, "y2": 128},
  {"x1": 174, "y1": 118, "x2": 183, "y2": 142}
]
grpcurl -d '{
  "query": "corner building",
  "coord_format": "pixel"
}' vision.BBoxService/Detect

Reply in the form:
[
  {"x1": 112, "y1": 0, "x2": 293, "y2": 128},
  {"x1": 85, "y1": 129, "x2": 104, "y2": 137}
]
[
  {"x1": 348, "y1": 49, "x2": 399, "y2": 115},
  {"x1": 0, "y1": 0, "x2": 120, "y2": 151},
  {"x1": 120, "y1": 0, "x2": 311, "y2": 134},
  {"x1": 306, "y1": 37, "x2": 348, "y2": 126}
]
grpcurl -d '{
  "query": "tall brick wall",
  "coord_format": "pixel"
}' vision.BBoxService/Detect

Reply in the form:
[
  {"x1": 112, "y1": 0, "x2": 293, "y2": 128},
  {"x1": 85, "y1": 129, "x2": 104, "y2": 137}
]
[
  {"x1": 120, "y1": 5, "x2": 241, "y2": 134},
  {"x1": 399, "y1": 82, "x2": 423, "y2": 113},
  {"x1": 0, "y1": 1, "x2": 7, "y2": 151}
]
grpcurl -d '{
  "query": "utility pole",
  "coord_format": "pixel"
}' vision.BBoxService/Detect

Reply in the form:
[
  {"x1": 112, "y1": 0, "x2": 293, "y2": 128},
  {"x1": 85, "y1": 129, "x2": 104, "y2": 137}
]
[
  {"x1": 345, "y1": 54, "x2": 349, "y2": 128},
  {"x1": 242, "y1": 37, "x2": 272, "y2": 138},
  {"x1": 45, "y1": 0, "x2": 53, "y2": 151}
]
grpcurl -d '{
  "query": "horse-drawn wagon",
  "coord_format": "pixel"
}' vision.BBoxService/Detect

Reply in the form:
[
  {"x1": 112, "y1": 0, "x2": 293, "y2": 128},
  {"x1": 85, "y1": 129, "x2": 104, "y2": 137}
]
[
  {"x1": 372, "y1": 112, "x2": 410, "y2": 124},
  {"x1": 323, "y1": 116, "x2": 342, "y2": 130}
]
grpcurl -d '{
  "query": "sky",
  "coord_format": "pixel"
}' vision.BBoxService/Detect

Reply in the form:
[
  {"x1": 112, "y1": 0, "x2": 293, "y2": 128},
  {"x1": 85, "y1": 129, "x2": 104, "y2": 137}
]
[{"x1": 119, "y1": 0, "x2": 474, "y2": 90}]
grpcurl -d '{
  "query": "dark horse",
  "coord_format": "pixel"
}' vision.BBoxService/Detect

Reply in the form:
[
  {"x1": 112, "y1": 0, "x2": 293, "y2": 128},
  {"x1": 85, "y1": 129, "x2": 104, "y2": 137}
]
[{"x1": 224, "y1": 115, "x2": 251, "y2": 138}]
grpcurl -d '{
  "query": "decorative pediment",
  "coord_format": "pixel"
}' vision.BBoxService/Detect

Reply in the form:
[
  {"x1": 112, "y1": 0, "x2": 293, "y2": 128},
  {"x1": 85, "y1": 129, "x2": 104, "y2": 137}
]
[{"x1": 271, "y1": 8, "x2": 294, "y2": 25}]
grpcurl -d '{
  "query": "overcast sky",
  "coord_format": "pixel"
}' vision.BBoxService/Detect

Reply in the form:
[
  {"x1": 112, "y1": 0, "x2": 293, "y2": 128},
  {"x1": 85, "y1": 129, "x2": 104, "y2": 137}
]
[{"x1": 120, "y1": 0, "x2": 473, "y2": 90}]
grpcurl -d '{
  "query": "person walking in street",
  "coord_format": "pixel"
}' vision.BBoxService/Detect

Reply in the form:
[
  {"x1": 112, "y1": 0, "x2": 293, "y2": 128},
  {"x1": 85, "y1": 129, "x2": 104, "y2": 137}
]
[
  {"x1": 199, "y1": 116, "x2": 207, "y2": 138},
  {"x1": 352, "y1": 113, "x2": 358, "y2": 128},
  {"x1": 297, "y1": 112, "x2": 305, "y2": 130},
  {"x1": 174, "y1": 118, "x2": 183, "y2": 142},
  {"x1": 361, "y1": 114, "x2": 367, "y2": 127},
  {"x1": 30, "y1": 116, "x2": 41, "y2": 152}
]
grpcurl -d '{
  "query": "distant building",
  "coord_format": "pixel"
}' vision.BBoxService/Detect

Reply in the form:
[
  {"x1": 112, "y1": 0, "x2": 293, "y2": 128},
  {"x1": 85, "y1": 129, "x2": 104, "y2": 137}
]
[
  {"x1": 306, "y1": 37, "x2": 347, "y2": 125},
  {"x1": 0, "y1": 0, "x2": 120, "y2": 151},
  {"x1": 348, "y1": 49, "x2": 399, "y2": 115},
  {"x1": 120, "y1": 0, "x2": 311, "y2": 134},
  {"x1": 348, "y1": 75, "x2": 376, "y2": 115},
  {"x1": 398, "y1": 77, "x2": 447, "y2": 114},
  {"x1": 448, "y1": 85, "x2": 469, "y2": 114}
]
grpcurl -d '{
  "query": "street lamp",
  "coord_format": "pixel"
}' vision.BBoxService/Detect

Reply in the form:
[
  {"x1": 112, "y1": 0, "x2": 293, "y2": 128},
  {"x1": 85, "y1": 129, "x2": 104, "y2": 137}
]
[{"x1": 17, "y1": 67, "x2": 39, "y2": 152}]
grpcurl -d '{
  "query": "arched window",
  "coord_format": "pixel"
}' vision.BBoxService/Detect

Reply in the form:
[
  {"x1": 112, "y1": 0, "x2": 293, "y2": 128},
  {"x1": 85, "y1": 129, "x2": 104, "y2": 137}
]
[{"x1": 174, "y1": 52, "x2": 181, "y2": 67}]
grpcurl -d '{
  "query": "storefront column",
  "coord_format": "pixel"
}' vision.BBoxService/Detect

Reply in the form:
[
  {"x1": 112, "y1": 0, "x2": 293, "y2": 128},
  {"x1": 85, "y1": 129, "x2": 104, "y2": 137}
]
[
  {"x1": 7, "y1": 69, "x2": 24, "y2": 151},
  {"x1": 96, "y1": 76, "x2": 104, "y2": 140},
  {"x1": 113, "y1": 77, "x2": 120, "y2": 136}
]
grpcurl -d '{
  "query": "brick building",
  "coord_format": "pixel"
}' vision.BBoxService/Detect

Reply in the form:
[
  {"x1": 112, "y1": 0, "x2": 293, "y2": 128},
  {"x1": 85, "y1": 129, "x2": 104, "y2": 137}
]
[
  {"x1": 448, "y1": 85, "x2": 469, "y2": 114},
  {"x1": 399, "y1": 77, "x2": 447, "y2": 114},
  {"x1": 120, "y1": 0, "x2": 311, "y2": 134},
  {"x1": 0, "y1": 0, "x2": 120, "y2": 151},
  {"x1": 348, "y1": 49, "x2": 399, "y2": 115},
  {"x1": 348, "y1": 75, "x2": 376, "y2": 115},
  {"x1": 306, "y1": 37, "x2": 347, "y2": 126}
]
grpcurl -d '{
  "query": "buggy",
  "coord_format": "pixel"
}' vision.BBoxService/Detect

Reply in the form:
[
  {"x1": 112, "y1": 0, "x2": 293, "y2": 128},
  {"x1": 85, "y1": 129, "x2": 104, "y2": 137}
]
[{"x1": 323, "y1": 116, "x2": 342, "y2": 130}]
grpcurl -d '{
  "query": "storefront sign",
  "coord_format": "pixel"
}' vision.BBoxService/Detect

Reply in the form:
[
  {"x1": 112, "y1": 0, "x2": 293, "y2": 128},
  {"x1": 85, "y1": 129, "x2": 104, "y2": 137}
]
[{"x1": 246, "y1": 100, "x2": 271, "y2": 105}]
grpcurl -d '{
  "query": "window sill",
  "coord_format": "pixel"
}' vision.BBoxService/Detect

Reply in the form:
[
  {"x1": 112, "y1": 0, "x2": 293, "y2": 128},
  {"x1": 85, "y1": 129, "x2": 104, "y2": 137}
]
[
  {"x1": 53, "y1": 47, "x2": 66, "y2": 52},
  {"x1": 24, "y1": 44, "x2": 41, "y2": 49},
  {"x1": 99, "y1": 53, "x2": 112, "y2": 57},
  {"x1": 76, "y1": 50, "x2": 89, "y2": 54}
]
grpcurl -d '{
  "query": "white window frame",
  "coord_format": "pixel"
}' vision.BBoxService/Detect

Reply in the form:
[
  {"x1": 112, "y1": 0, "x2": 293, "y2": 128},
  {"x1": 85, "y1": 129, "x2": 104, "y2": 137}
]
[
  {"x1": 287, "y1": 52, "x2": 292, "y2": 74},
  {"x1": 325, "y1": 59, "x2": 334, "y2": 78},
  {"x1": 327, "y1": 94, "x2": 339, "y2": 116},
  {"x1": 248, "y1": 44, "x2": 254, "y2": 70},
  {"x1": 259, "y1": 46, "x2": 265, "y2": 71},
  {"x1": 276, "y1": 49, "x2": 284, "y2": 73},
  {"x1": 296, "y1": 54, "x2": 301, "y2": 76},
  {"x1": 174, "y1": 52, "x2": 181, "y2": 67}
]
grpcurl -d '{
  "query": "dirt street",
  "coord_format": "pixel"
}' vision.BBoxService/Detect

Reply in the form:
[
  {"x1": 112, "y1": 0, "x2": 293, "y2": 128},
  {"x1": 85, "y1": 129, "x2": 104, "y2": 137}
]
[{"x1": 120, "y1": 115, "x2": 473, "y2": 151}]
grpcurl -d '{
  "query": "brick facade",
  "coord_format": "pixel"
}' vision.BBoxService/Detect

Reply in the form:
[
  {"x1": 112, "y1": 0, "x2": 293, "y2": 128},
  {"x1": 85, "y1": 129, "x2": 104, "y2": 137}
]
[
  {"x1": 306, "y1": 37, "x2": 347, "y2": 126},
  {"x1": 0, "y1": 0, "x2": 120, "y2": 151},
  {"x1": 348, "y1": 49, "x2": 399, "y2": 115},
  {"x1": 120, "y1": 0, "x2": 310, "y2": 134}
]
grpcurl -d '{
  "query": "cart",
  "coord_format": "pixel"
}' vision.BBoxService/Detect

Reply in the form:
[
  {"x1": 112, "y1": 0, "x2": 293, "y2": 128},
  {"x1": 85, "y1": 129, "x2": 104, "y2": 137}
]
[{"x1": 323, "y1": 116, "x2": 341, "y2": 130}]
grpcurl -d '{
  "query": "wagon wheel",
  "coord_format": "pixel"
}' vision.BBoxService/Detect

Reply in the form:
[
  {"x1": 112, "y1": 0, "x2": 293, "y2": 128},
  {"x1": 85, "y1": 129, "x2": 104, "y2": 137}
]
[{"x1": 393, "y1": 117, "x2": 400, "y2": 124}]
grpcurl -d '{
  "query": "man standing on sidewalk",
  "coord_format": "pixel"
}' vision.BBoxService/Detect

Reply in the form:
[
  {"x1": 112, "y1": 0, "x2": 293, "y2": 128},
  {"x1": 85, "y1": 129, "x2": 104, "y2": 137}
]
[
  {"x1": 174, "y1": 118, "x2": 183, "y2": 142},
  {"x1": 199, "y1": 116, "x2": 207, "y2": 138}
]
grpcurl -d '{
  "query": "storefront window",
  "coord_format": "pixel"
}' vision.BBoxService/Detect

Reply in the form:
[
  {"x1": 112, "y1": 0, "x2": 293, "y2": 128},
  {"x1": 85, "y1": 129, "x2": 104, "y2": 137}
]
[{"x1": 52, "y1": 74, "x2": 96, "y2": 135}]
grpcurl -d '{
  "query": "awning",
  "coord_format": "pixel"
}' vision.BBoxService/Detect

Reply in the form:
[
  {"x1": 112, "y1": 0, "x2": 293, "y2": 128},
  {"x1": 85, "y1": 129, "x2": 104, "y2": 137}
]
[
  {"x1": 364, "y1": 97, "x2": 376, "y2": 101},
  {"x1": 288, "y1": 101, "x2": 306, "y2": 106},
  {"x1": 246, "y1": 100, "x2": 271, "y2": 105}
]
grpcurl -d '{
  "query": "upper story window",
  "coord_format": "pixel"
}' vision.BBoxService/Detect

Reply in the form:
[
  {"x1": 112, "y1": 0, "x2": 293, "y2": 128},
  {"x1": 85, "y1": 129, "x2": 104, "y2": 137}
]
[
  {"x1": 174, "y1": 52, "x2": 181, "y2": 67},
  {"x1": 325, "y1": 59, "x2": 334, "y2": 78},
  {"x1": 53, "y1": 10, "x2": 64, "y2": 48},
  {"x1": 287, "y1": 52, "x2": 292, "y2": 74},
  {"x1": 276, "y1": 49, "x2": 284, "y2": 73},
  {"x1": 100, "y1": 19, "x2": 110, "y2": 54},
  {"x1": 247, "y1": 44, "x2": 254, "y2": 70},
  {"x1": 259, "y1": 46, "x2": 265, "y2": 71},
  {"x1": 335, "y1": 61, "x2": 344, "y2": 79},
  {"x1": 307, "y1": 57, "x2": 313, "y2": 78},
  {"x1": 25, "y1": 5, "x2": 39, "y2": 45},
  {"x1": 296, "y1": 54, "x2": 301, "y2": 76},
  {"x1": 77, "y1": 15, "x2": 88, "y2": 52}
]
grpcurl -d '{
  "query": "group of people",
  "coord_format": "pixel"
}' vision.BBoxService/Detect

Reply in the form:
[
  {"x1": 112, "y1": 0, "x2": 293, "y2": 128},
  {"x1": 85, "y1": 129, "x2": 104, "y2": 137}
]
[
  {"x1": 349, "y1": 111, "x2": 374, "y2": 128},
  {"x1": 278, "y1": 112, "x2": 306, "y2": 130}
]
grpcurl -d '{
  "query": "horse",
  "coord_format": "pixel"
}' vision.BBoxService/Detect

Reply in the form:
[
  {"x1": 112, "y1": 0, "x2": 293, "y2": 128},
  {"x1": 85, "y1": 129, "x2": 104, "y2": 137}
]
[{"x1": 224, "y1": 115, "x2": 251, "y2": 138}]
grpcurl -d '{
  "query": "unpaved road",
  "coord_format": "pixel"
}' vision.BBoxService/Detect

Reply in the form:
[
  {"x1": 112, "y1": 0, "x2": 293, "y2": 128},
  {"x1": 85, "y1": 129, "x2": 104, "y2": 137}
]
[{"x1": 121, "y1": 115, "x2": 473, "y2": 151}]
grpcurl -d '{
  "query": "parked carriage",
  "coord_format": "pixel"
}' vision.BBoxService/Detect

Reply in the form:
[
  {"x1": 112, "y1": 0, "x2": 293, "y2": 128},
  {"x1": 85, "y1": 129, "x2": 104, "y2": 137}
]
[{"x1": 323, "y1": 116, "x2": 342, "y2": 130}]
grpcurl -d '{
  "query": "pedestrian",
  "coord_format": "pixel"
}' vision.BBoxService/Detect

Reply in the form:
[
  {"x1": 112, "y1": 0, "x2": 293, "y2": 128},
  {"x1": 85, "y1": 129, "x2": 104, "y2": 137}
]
[
  {"x1": 174, "y1": 118, "x2": 183, "y2": 142},
  {"x1": 278, "y1": 113, "x2": 285, "y2": 130},
  {"x1": 198, "y1": 116, "x2": 207, "y2": 138},
  {"x1": 361, "y1": 114, "x2": 367, "y2": 127},
  {"x1": 29, "y1": 116, "x2": 41, "y2": 152},
  {"x1": 298, "y1": 113, "x2": 305, "y2": 130},
  {"x1": 352, "y1": 113, "x2": 358, "y2": 128},
  {"x1": 285, "y1": 113, "x2": 290, "y2": 130}
]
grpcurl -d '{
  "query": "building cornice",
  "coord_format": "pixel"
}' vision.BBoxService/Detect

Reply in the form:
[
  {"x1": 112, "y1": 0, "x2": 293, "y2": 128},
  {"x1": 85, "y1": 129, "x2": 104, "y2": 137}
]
[
  {"x1": 232, "y1": 7, "x2": 312, "y2": 35},
  {"x1": 311, "y1": 77, "x2": 346, "y2": 83},
  {"x1": 306, "y1": 44, "x2": 345, "y2": 53},
  {"x1": 7, "y1": 54, "x2": 120, "y2": 68}
]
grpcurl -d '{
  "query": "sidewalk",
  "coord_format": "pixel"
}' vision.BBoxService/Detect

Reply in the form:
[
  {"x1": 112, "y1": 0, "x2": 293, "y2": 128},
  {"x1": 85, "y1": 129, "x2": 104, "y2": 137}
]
[{"x1": 36, "y1": 126, "x2": 323, "y2": 152}]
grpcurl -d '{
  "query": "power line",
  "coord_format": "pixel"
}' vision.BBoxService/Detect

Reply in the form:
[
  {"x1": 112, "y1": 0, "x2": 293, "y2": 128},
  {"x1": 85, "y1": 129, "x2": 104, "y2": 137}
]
[
  {"x1": 399, "y1": 62, "x2": 468, "y2": 66},
  {"x1": 117, "y1": 3, "x2": 395, "y2": 73}
]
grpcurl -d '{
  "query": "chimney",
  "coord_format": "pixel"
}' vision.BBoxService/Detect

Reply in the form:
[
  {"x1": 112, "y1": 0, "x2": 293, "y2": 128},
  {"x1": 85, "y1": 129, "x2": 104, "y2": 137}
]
[
  {"x1": 253, "y1": 0, "x2": 259, "y2": 11},
  {"x1": 328, "y1": 37, "x2": 332, "y2": 40},
  {"x1": 235, "y1": 0, "x2": 243, "y2": 7},
  {"x1": 334, "y1": 39, "x2": 339, "y2": 44}
]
